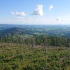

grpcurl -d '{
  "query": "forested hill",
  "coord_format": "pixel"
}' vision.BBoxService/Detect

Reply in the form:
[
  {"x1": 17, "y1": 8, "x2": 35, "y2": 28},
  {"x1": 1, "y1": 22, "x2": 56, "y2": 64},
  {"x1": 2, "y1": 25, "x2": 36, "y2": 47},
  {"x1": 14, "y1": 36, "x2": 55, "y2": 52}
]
[
  {"x1": 0, "y1": 27, "x2": 24, "y2": 36},
  {"x1": 0, "y1": 24, "x2": 70, "y2": 38}
]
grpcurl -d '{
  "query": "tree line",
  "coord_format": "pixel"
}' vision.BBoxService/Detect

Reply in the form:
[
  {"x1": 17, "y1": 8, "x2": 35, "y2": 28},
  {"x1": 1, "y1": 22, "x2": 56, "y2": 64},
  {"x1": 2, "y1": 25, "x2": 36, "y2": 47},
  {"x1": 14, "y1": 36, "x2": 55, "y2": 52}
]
[{"x1": 0, "y1": 32, "x2": 70, "y2": 47}]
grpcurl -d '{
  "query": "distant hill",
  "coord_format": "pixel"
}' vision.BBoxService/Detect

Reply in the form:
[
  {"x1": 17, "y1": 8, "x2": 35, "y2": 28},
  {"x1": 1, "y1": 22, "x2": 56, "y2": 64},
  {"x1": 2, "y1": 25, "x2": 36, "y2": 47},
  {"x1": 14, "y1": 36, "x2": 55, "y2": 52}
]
[
  {"x1": 0, "y1": 27, "x2": 24, "y2": 36},
  {"x1": 0, "y1": 24, "x2": 70, "y2": 38},
  {"x1": 0, "y1": 24, "x2": 16, "y2": 30}
]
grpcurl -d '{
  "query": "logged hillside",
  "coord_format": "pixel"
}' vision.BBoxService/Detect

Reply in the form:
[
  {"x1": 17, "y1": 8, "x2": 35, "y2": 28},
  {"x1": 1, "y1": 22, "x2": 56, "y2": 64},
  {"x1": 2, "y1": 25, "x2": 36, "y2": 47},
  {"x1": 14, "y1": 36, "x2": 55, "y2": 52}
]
[
  {"x1": 0, "y1": 33, "x2": 70, "y2": 70},
  {"x1": 0, "y1": 43, "x2": 70, "y2": 70}
]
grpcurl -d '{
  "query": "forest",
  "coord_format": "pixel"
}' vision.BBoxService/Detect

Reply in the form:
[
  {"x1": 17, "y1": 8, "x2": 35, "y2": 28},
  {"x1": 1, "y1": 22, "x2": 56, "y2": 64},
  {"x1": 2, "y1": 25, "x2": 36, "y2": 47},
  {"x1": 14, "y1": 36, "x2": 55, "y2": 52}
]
[{"x1": 0, "y1": 31, "x2": 70, "y2": 70}]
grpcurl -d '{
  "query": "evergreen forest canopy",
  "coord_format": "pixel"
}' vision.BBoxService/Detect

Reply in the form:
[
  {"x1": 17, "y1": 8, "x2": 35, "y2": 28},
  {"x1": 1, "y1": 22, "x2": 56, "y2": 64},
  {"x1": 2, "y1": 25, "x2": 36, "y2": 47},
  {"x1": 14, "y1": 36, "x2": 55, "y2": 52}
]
[{"x1": 0, "y1": 24, "x2": 70, "y2": 70}]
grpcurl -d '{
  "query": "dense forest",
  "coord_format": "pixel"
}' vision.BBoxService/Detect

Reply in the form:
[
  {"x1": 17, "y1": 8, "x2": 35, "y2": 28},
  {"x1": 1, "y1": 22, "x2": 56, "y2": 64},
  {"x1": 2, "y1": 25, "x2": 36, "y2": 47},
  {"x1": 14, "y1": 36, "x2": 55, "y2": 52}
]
[{"x1": 0, "y1": 31, "x2": 70, "y2": 70}]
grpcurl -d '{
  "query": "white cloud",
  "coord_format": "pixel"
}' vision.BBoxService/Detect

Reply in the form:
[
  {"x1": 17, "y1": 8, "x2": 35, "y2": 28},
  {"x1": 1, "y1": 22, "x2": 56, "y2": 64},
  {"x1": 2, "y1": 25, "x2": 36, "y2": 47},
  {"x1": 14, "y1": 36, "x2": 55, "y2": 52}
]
[
  {"x1": 15, "y1": 17, "x2": 21, "y2": 19},
  {"x1": 30, "y1": 5, "x2": 44, "y2": 16},
  {"x1": 0, "y1": 18, "x2": 70, "y2": 25},
  {"x1": 55, "y1": 17, "x2": 67, "y2": 21},
  {"x1": 11, "y1": 11, "x2": 26, "y2": 17},
  {"x1": 55, "y1": 17, "x2": 60, "y2": 21},
  {"x1": 16, "y1": 12, "x2": 26, "y2": 16},
  {"x1": 0, "y1": 19, "x2": 11, "y2": 23},
  {"x1": 11, "y1": 12, "x2": 15, "y2": 15},
  {"x1": 0, "y1": 18, "x2": 49, "y2": 24},
  {"x1": 49, "y1": 4, "x2": 53, "y2": 10}
]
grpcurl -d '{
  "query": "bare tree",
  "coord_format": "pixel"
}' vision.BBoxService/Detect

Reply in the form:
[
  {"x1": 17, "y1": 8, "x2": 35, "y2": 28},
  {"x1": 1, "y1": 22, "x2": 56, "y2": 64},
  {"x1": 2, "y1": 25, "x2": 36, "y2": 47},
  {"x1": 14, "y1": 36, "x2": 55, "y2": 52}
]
[
  {"x1": 20, "y1": 31, "x2": 24, "y2": 60},
  {"x1": 12, "y1": 31, "x2": 19, "y2": 46},
  {"x1": 41, "y1": 35, "x2": 47, "y2": 70},
  {"x1": 27, "y1": 36, "x2": 35, "y2": 51}
]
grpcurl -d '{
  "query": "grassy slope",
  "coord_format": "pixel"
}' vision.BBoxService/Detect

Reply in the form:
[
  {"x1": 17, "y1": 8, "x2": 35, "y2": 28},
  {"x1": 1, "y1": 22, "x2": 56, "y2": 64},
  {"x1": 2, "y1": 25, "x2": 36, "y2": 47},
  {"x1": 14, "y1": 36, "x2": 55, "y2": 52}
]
[{"x1": 0, "y1": 43, "x2": 70, "y2": 70}]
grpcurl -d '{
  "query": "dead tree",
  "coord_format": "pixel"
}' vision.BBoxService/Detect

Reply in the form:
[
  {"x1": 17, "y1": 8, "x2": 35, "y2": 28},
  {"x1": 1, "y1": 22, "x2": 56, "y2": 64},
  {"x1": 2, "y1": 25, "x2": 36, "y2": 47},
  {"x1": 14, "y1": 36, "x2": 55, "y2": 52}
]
[
  {"x1": 20, "y1": 31, "x2": 24, "y2": 60},
  {"x1": 28, "y1": 36, "x2": 35, "y2": 51},
  {"x1": 41, "y1": 35, "x2": 47, "y2": 70}
]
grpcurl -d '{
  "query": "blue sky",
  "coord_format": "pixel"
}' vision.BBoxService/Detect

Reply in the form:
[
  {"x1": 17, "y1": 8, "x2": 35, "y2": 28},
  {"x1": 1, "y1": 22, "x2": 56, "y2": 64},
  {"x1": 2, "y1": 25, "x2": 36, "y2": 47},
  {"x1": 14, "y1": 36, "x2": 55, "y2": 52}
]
[{"x1": 0, "y1": 0, "x2": 70, "y2": 25}]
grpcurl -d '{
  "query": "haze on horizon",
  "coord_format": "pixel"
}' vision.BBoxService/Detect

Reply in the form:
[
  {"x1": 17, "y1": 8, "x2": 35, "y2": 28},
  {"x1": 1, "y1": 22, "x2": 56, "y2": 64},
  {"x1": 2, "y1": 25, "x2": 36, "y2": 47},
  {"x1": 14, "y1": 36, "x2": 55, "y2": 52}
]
[{"x1": 0, "y1": 0, "x2": 70, "y2": 25}]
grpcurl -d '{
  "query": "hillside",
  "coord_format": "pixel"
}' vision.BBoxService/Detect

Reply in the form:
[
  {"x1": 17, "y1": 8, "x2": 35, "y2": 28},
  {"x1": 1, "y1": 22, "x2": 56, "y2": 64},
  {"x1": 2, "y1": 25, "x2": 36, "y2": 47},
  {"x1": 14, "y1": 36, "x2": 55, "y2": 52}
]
[
  {"x1": 0, "y1": 24, "x2": 70, "y2": 37},
  {"x1": 0, "y1": 43, "x2": 70, "y2": 70},
  {"x1": 0, "y1": 27, "x2": 24, "y2": 36},
  {"x1": 0, "y1": 24, "x2": 70, "y2": 70}
]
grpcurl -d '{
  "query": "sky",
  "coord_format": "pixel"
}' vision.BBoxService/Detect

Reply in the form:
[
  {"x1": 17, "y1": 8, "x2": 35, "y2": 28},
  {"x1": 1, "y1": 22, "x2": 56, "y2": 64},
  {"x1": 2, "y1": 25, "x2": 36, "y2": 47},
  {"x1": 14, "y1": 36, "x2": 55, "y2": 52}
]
[{"x1": 0, "y1": 0, "x2": 70, "y2": 25}]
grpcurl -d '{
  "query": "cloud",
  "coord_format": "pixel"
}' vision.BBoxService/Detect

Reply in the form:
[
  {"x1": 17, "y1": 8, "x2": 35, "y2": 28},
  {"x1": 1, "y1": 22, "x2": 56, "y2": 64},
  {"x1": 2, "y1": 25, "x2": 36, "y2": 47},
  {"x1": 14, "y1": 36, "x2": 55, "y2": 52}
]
[
  {"x1": 16, "y1": 12, "x2": 26, "y2": 16},
  {"x1": 30, "y1": 5, "x2": 44, "y2": 16},
  {"x1": 0, "y1": 17, "x2": 69, "y2": 25},
  {"x1": 55, "y1": 17, "x2": 67, "y2": 21},
  {"x1": 61, "y1": 18, "x2": 67, "y2": 21},
  {"x1": 11, "y1": 12, "x2": 15, "y2": 15},
  {"x1": 11, "y1": 11, "x2": 26, "y2": 17},
  {"x1": 49, "y1": 4, "x2": 53, "y2": 10},
  {"x1": 55, "y1": 17, "x2": 60, "y2": 21},
  {"x1": 15, "y1": 17, "x2": 21, "y2": 19}
]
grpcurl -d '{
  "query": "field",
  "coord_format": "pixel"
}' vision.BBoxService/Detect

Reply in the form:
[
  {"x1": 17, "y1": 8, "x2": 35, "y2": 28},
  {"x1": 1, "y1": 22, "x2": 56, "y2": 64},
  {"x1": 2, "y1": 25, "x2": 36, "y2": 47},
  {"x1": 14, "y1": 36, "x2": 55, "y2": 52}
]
[{"x1": 0, "y1": 43, "x2": 70, "y2": 70}]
